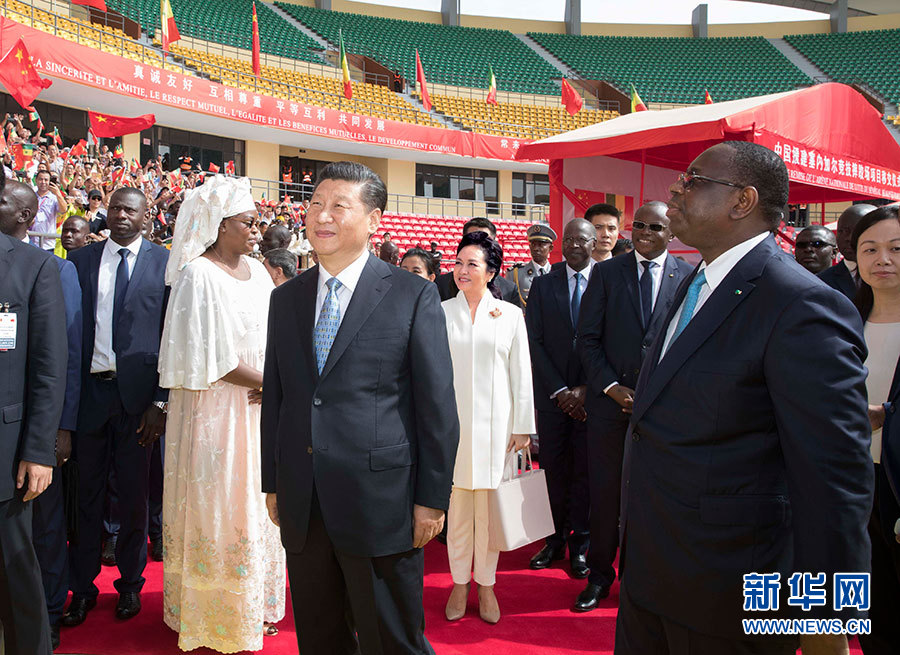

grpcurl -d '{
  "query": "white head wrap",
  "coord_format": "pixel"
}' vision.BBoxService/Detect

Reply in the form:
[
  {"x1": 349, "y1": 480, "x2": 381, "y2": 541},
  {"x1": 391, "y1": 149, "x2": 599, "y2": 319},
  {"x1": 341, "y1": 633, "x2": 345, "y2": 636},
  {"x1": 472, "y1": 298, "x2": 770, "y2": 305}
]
[{"x1": 164, "y1": 174, "x2": 257, "y2": 285}]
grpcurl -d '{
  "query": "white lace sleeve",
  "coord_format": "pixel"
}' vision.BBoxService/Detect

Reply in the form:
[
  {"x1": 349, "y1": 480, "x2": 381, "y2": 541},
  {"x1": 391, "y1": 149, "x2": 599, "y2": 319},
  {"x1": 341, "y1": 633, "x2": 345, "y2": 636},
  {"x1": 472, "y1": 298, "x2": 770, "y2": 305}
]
[{"x1": 158, "y1": 259, "x2": 246, "y2": 390}]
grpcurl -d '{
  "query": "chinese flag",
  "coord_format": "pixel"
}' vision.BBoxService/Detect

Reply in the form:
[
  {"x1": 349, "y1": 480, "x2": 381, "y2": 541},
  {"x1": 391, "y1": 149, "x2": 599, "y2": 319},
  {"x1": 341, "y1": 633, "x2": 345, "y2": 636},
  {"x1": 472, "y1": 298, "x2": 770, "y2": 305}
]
[
  {"x1": 560, "y1": 79, "x2": 583, "y2": 116},
  {"x1": 251, "y1": 2, "x2": 261, "y2": 77},
  {"x1": 225, "y1": 160, "x2": 235, "y2": 175},
  {"x1": 208, "y1": 162, "x2": 220, "y2": 173},
  {"x1": 704, "y1": 89, "x2": 713, "y2": 105},
  {"x1": 72, "y1": 0, "x2": 108, "y2": 11},
  {"x1": 160, "y1": 0, "x2": 180, "y2": 53},
  {"x1": 0, "y1": 39, "x2": 52, "y2": 110},
  {"x1": 69, "y1": 139, "x2": 87, "y2": 158},
  {"x1": 415, "y1": 49, "x2": 431, "y2": 111},
  {"x1": 89, "y1": 111, "x2": 156, "y2": 137}
]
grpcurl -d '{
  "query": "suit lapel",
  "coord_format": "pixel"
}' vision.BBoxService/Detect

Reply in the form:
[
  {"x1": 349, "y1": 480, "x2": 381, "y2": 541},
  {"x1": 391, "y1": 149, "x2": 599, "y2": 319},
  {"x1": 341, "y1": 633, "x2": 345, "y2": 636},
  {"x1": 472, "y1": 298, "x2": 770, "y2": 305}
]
[
  {"x1": 840, "y1": 262, "x2": 857, "y2": 299},
  {"x1": 551, "y1": 266, "x2": 573, "y2": 335},
  {"x1": 319, "y1": 255, "x2": 392, "y2": 381},
  {"x1": 293, "y1": 267, "x2": 319, "y2": 383},
  {"x1": 0, "y1": 234, "x2": 13, "y2": 286},
  {"x1": 631, "y1": 239, "x2": 774, "y2": 424},
  {"x1": 647, "y1": 254, "x2": 682, "y2": 330},
  {"x1": 620, "y1": 252, "x2": 642, "y2": 325},
  {"x1": 123, "y1": 239, "x2": 151, "y2": 305}
]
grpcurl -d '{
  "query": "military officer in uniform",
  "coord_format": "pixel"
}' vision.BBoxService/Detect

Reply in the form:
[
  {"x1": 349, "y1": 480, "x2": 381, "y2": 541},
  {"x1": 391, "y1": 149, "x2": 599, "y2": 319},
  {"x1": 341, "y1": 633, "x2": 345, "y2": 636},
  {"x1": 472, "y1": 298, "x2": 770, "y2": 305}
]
[{"x1": 510, "y1": 223, "x2": 556, "y2": 307}]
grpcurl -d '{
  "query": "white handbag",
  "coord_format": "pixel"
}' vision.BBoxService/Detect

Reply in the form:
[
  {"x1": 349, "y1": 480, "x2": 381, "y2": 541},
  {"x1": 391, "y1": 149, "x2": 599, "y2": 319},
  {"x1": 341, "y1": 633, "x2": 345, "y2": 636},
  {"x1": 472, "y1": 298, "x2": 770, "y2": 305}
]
[{"x1": 487, "y1": 449, "x2": 555, "y2": 552}]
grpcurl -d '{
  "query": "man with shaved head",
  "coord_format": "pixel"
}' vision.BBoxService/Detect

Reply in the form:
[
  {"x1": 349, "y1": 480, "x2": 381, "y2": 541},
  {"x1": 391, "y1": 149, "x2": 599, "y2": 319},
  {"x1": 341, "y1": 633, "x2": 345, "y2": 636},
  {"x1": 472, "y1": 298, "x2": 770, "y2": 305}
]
[
  {"x1": 65, "y1": 185, "x2": 170, "y2": 627},
  {"x1": 60, "y1": 216, "x2": 91, "y2": 254},
  {"x1": 0, "y1": 179, "x2": 83, "y2": 649},
  {"x1": 260, "y1": 223, "x2": 292, "y2": 255},
  {"x1": 819, "y1": 203, "x2": 877, "y2": 299},
  {"x1": 525, "y1": 218, "x2": 594, "y2": 584},
  {"x1": 575, "y1": 201, "x2": 693, "y2": 613},
  {"x1": 379, "y1": 239, "x2": 400, "y2": 266},
  {"x1": 793, "y1": 224, "x2": 837, "y2": 275}
]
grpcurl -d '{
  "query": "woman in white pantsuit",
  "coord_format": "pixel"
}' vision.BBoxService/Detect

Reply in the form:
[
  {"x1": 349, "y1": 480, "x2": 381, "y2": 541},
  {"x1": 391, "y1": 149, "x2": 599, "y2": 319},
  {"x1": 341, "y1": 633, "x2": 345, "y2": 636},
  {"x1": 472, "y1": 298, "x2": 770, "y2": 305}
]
[{"x1": 441, "y1": 230, "x2": 535, "y2": 624}]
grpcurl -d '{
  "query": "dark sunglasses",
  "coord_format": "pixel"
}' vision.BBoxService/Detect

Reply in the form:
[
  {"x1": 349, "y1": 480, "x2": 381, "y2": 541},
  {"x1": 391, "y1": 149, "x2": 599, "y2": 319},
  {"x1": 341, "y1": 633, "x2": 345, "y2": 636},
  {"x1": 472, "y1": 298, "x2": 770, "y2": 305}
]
[
  {"x1": 677, "y1": 171, "x2": 744, "y2": 191},
  {"x1": 795, "y1": 240, "x2": 834, "y2": 250},
  {"x1": 632, "y1": 221, "x2": 666, "y2": 232}
]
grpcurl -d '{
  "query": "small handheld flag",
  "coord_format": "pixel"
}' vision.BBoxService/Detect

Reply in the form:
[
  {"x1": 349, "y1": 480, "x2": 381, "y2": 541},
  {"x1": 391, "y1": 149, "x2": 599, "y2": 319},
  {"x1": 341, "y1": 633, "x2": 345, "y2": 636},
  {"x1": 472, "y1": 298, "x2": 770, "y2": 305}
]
[{"x1": 630, "y1": 84, "x2": 648, "y2": 112}]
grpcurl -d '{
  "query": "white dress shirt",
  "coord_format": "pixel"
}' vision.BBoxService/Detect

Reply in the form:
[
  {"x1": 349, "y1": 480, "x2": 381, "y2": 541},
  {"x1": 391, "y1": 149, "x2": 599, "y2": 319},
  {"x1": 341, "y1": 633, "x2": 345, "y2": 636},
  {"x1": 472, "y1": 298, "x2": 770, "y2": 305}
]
[
  {"x1": 91, "y1": 237, "x2": 144, "y2": 373},
  {"x1": 659, "y1": 232, "x2": 768, "y2": 360},
  {"x1": 530, "y1": 260, "x2": 551, "y2": 276},
  {"x1": 315, "y1": 249, "x2": 370, "y2": 327},
  {"x1": 635, "y1": 249, "x2": 668, "y2": 313},
  {"x1": 551, "y1": 261, "x2": 593, "y2": 398}
]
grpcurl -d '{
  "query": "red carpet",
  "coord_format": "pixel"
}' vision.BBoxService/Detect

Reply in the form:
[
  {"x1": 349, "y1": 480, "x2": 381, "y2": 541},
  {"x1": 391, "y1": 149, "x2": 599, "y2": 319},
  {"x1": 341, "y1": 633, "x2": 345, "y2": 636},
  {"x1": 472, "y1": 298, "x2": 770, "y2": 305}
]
[{"x1": 57, "y1": 542, "x2": 859, "y2": 655}]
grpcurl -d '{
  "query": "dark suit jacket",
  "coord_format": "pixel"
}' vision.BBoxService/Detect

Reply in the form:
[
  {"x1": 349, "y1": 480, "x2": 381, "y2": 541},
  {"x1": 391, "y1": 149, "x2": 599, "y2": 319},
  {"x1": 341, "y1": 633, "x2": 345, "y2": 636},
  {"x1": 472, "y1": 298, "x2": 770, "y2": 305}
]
[
  {"x1": 818, "y1": 259, "x2": 856, "y2": 301},
  {"x1": 525, "y1": 262, "x2": 597, "y2": 413},
  {"x1": 436, "y1": 271, "x2": 522, "y2": 308},
  {"x1": 68, "y1": 239, "x2": 169, "y2": 432},
  {"x1": 55, "y1": 257, "x2": 81, "y2": 432},
  {"x1": 0, "y1": 233, "x2": 67, "y2": 501},
  {"x1": 620, "y1": 236, "x2": 872, "y2": 639},
  {"x1": 577, "y1": 251, "x2": 693, "y2": 421},
  {"x1": 262, "y1": 254, "x2": 460, "y2": 558}
]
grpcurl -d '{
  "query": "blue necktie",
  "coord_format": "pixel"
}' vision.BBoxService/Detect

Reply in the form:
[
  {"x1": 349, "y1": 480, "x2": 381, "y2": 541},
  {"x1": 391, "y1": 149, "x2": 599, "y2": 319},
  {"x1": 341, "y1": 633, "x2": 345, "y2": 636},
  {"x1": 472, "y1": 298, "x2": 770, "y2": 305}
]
[
  {"x1": 671, "y1": 269, "x2": 707, "y2": 343},
  {"x1": 112, "y1": 248, "x2": 129, "y2": 354},
  {"x1": 314, "y1": 277, "x2": 342, "y2": 374},
  {"x1": 639, "y1": 260, "x2": 656, "y2": 328},
  {"x1": 570, "y1": 271, "x2": 582, "y2": 327}
]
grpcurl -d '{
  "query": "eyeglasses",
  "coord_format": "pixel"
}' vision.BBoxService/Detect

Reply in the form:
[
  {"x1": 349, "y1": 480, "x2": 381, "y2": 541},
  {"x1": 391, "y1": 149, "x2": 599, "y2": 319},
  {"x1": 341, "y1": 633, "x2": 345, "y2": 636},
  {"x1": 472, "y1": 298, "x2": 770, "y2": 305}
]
[
  {"x1": 562, "y1": 236, "x2": 596, "y2": 247},
  {"x1": 795, "y1": 240, "x2": 835, "y2": 250},
  {"x1": 677, "y1": 172, "x2": 745, "y2": 191},
  {"x1": 632, "y1": 221, "x2": 666, "y2": 232},
  {"x1": 228, "y1": 217, "x2": 260, "y2": 230}
]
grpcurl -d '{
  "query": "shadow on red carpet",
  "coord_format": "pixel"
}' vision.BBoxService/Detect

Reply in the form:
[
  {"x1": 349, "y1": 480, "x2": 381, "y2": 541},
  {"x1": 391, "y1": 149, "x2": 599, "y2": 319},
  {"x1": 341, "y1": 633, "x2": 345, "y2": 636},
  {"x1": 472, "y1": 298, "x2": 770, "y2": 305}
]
[{"x1": 56, "y1": 541, "x2": 861, "y2": 655}]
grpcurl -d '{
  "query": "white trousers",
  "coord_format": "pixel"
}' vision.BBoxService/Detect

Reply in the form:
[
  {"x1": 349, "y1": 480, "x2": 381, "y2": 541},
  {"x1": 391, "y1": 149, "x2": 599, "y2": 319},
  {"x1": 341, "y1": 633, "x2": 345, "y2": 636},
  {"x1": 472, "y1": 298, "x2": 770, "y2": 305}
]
[{"x1": 446, "y1": 487, "x2": 500, "y2": 586}]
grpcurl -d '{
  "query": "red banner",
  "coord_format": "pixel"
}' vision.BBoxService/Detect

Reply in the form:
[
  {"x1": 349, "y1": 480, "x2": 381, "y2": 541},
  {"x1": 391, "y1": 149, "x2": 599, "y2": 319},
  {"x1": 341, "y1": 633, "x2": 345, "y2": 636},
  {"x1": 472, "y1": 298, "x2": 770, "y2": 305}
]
[
  {"x1": 2, "y1": 17, "x2": 532, "y2": 162},
  {"x1": 756, "y1": 131, "x2": 900, "y2": 201}
]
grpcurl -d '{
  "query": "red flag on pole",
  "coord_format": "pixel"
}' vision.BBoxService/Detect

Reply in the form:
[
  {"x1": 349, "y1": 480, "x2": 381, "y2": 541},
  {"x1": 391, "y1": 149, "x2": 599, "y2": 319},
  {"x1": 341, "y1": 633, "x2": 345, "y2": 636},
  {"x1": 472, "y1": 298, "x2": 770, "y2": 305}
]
[
  {"x1": 72, "y1": 0, "x2": 108, "y2": 11},
  {"x1": 415, "y1": 49, "x2": 431, "y2": 112},
  {"x1": 560, "y1": 79, "x2": 583, "y2": 116},
  {"x1": 89, "y1": 111, "x2": 155, "y2": 137},
  {"x1": 225, "y1": 160, "x2": 235, "y2": 175},
  {"x1": 69, "y1": 139, "x2": 87, "y2": 158},
  {"x1": 0, "y1": 39, "x2": 53, "y2": 110},
  {"x1": 704, "y1": 89, "x2": 713, "y2": 105},
  {"x1": 160, "y1": 0, "x2": 180, "y2": 53},
  {"x1": 251, "y1": 2, "x2": 261, "y2": 77},
  {"x1": 208, "y1": 162, "x2": 220, "y2": 173}
]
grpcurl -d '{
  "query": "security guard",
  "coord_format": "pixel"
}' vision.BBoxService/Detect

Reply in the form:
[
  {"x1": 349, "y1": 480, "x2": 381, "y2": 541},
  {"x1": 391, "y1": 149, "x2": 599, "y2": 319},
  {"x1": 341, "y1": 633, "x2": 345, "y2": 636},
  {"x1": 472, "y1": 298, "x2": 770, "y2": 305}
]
[{"x1": 510, "y1": 223, "x2": 556, "y2": 306}]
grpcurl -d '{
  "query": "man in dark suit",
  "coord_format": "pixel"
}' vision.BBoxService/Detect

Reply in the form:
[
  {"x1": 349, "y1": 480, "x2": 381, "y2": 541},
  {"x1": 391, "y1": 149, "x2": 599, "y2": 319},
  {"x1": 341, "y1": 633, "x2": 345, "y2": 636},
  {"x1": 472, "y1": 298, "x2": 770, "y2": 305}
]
[
  {"x1": 0, "y1": 190, "x2": 68, "y2": 654},
  {"x1": 262, "y1": 161, "x2": 459, "y2": 654},
  {"x1": 576, "y1": 201, "x2": 692, "y2": 613},
  {"x1": 0, "y1": 180, "x2": 82, "y2": 649},
  {"x1": 819, "y1": 203, "x2": 876, "y2": 300},
  {"x1": 616, "y1": 142, "x2": 872, "y2": 654},
  {"x1": 436, "y1": 217, "x2": 522, "y2": 308},
  {"x1": 64, "y1": 187, "x2": 169, "y2": 626},
  {"x1": 525, "y1": 218, "x2": 595, "y2": 580}
]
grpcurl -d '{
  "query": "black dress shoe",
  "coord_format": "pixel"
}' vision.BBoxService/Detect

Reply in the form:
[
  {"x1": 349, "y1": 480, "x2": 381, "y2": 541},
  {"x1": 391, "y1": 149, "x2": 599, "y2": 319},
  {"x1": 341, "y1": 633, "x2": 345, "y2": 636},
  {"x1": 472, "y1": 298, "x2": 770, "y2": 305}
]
[
  {"x1": 570, "y1": 553, "x2": 590, "y2": 579},
  {"x1": 61, "y1": 596, "x2": 96, "y2": 626},
  {"x1": 150, "y1": 537, "x2": 164, "y2": 562},
  {"x1": 115, "y1": 592, "x2": 142, "y2": 620},
  {"x1": 573, "y1": 582, "x2": 610, "y2": 612},
  {"x1": 51, "y1": 623, "x2": 60, "y2": 651},
  {"x1": 101, "y1": 536, "x2": 117, "y2": 567},
  {"x1": 529, "y1": 544, "x2": 565, "y2": 570}
]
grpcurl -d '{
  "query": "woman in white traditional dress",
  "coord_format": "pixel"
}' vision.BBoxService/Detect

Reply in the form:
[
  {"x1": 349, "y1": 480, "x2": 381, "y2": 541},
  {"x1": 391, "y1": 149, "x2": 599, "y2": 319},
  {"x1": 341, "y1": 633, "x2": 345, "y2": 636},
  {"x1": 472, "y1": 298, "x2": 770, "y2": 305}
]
[
  {"x1": 442, "y1": 230, "x2": 535, "y2": 624},
  {"x1": 158, "y1": 175, "x2": 285, "y2": 653}
]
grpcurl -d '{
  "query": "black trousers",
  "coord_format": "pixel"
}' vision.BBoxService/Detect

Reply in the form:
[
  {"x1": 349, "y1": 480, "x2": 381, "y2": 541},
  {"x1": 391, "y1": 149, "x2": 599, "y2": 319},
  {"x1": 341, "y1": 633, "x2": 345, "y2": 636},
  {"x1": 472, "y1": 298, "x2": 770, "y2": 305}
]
[
  {"x1": 68, "y1": 380, "x2": 152, "y2": 598},
  {"x1": 286, "y1": 492, "x2": 434, "y2": 655},
  {"x1": 859, "y1": 463, "x2": 900, "y2": 654},
  {"x1": 536, "y1": 409, "x2": 589, "y2": 555},
  {"x1": 104, "y1": 437, "x2": 163, "y2": 542},
  {"x1": 585, "y1": 412, "x2": 628, "y2": 587},
  {"x1": 615, "y1": 577, "x2": 796, "y2": 655},
  {"x1": 32, "y1": 469, "x2": 68, "y2": 626},
  {"x1": 0, "y1": 494, "x2": 52, "y2": 655}
]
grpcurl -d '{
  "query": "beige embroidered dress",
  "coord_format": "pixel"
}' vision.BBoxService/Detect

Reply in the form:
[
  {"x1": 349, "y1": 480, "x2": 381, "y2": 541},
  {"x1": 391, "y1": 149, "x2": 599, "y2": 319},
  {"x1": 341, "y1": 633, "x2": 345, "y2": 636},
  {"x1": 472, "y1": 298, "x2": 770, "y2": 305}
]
[{"x1": 158, "y1": 255, "x2": 285, "y2": 653}]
